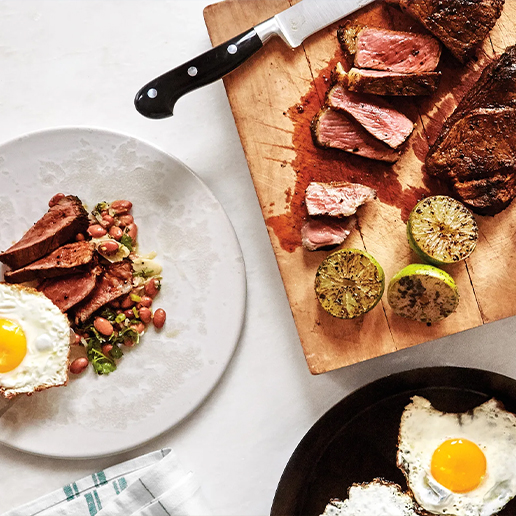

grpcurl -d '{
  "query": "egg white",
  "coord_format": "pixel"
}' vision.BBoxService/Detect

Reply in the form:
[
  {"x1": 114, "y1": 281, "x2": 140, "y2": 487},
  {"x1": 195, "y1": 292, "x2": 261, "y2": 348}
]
[
  {"x1": 321, "y1": 479, "x2": 421, "y2": 516},
  {"x1": 398, "y1": 396, "x2": 516, "y2": 516},
  {"x1": 0, "y1": 283, "x2": 71, "y2": 398}
]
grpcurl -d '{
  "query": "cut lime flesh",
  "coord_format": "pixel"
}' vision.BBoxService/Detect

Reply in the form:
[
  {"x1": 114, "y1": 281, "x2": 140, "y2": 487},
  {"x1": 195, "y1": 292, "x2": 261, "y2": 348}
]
[
  {"x1": 388, "y1": 264, "x2": 459, "y2": 323},
  {"x1": 407, "y1": 196, "x2": 478, "y2": 265},
  {"x1": 315, "y1": 248, "x2": 385, "y2": 319}
]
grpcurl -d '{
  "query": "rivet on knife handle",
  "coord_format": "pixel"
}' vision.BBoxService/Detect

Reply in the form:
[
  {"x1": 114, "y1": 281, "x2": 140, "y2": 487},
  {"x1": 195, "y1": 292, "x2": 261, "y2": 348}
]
[{"x1": 134, "y1": 28, "x2": 264, "y2": 119}]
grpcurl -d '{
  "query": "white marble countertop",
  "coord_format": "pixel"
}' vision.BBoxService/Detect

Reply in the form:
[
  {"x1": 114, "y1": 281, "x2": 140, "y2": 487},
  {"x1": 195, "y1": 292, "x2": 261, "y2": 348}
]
[{"x1": 1, "y1": 1, "x2": 516, "y2": 514}]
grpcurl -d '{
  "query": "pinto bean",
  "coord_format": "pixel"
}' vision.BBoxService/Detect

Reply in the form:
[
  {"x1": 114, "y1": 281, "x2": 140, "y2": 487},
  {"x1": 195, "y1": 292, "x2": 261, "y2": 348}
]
[
  {"x1": 94, "y1": 317, "x2": 113, "y2": 336},
  {"x1": 99, "y1": 240, "x2": 119, "y2": 255},
  {"x1": 111, "y1": 200, "x2": 132, "y2": 214},
  {"x1": 131, "y1": 322, "x2": 145, "y2": 334},
  {"x1": 118, "y1": 214, "x2": 134, "y2": 227},
  {"x1": 139, "y1": 307, "x2": 152, "y2": 324},
  {"x1": 76, "y1": 232, "x2": 85, "y2": 241},
  {"x1": 49, "y1": 193, "x2": 65, "y2": 207},
  {"x1": 144, "y1": 278, "x2": 160, "y2": 298},
  {"x1": 88, "y1": 224, "x2": 107, "y2": 238},
  {"x1": 153, "y1": 309, "x2": 166, "y2": 329},
  {"x1": 124, "y1": 309, "x2": 135, "y2": 319},
  {"x1": 102, "y1": 344, "x2": 113, "y2": 357},
  {"x1": 109, "y1": 226, "x2": 123, "y2": 241},
  {"x1": 126, "y1": 223, "x2": 138, "y2": 240},
  {"x1": 69, "y1": 357, "x2": 89, "y2": 374},
  {"x1": 139, "y1": 296, "x2": 153, "y2": 308},
  {"x1": 120, "y1": 295, "x2": 134, "y2": 309},
  {"x1": 100, "y1": 214, "x2": 115, "y2": 229}
]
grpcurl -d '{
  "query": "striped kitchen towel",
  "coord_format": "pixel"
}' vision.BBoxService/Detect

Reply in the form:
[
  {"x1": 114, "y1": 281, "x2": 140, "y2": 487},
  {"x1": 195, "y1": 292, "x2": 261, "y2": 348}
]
[{"x1": 2, "y1": 448, "x2": 212, "y2": 516}]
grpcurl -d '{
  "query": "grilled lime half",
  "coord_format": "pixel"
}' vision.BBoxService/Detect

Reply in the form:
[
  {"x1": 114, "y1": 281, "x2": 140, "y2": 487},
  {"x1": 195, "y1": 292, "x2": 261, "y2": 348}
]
[
  {"x1": 315, "y1": 248, "x2": 385, "y2": 319},
  {"x1": 387, "y1": 264, "x2": 459, "y2": 323},
  {"x1": 407, "y1": 196, "x2": 478, "y2": 265}
]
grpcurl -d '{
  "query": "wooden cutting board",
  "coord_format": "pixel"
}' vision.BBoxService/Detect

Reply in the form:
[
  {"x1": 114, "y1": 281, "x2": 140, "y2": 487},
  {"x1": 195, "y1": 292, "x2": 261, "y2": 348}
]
[{"x1": 204, "y1": 0, "x2": 516, "y2": 374}]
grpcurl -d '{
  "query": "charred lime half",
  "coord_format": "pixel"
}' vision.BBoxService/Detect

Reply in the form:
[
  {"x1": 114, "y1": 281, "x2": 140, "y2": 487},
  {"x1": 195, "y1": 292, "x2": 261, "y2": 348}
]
[
  {"x1": 387, "y1": 264, "x2": 459, "y2": 323},
  {"x1": 315, "y1": 248, "x2": 385, "y2": 319},
  {"x1": 407, "y1": 196, "x2": 478, "y2": 266}
]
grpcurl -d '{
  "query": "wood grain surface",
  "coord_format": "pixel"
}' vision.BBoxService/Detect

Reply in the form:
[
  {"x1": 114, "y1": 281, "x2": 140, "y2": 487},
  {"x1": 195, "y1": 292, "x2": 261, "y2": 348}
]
[{"x1": 203, "y1": 0, "x2": 516, "y2": 374}]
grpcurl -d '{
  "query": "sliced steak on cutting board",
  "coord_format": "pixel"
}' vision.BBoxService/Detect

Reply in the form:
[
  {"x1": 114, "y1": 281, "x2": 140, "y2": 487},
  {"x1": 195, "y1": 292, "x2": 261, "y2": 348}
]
[
  {"x1": 0, "y1": 195, "x2": 89, "y2": 270},
  {"x1": 301, "y1": 216, "x2": 357, "y2": 251},
  {"x1": 3, "y1": 241, "x2": 95, "y2": 283},
  {"x1": 326, "y1": 84, "x2": 414, "y2": 149},
  {"x1": 389, "y1": 0, "x2": 505, "y2": 62},
  {"x1": 337, "y1": 22, "x2": 441, "y2": 73},
  {"x1": 311, "y1": 107, "x2": 399, "y2": 162},
  {"x1": 426, "y1": 45, "x2": 516, "y2": 215},
  {"x1": 332, "y1": 63, "x2": 441, "y2": 96}
]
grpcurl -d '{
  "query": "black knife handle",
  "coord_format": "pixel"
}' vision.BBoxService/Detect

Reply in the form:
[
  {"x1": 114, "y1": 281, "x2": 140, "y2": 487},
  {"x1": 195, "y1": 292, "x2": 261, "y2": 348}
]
[{"x1": 134, "y1": 28, "x2": 264, "y2": 119}]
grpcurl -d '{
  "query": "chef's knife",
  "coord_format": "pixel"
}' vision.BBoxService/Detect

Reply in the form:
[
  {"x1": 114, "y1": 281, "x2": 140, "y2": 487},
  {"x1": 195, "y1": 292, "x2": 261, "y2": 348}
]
[{"x1": 134, "y1": 0, "x2": 373, "y2": 119}]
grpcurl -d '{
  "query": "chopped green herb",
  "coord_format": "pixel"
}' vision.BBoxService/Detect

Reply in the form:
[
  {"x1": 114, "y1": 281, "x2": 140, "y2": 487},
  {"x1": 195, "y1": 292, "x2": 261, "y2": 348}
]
[
  {"x1": 115, "y1": 313, "x2": 126, "y2": 324},
  {"x1": 133, "y1": 268, "x2": 155, "y2": 279},
  {"x1": 120, "y1": 234, "x2": 134, "y2": 251}
]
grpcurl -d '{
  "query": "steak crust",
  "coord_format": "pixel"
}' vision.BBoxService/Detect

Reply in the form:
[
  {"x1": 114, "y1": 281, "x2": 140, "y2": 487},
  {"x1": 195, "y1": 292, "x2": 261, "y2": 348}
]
[
  {"x1": 0, "y1": 195, "x2": 89, "y2": 270},
  {"x1": 426, "y1": 45, "x2": 516, "y2": 214},
  {"x1": 390, "y1": 0, "x2": 505, "y2": 62}
]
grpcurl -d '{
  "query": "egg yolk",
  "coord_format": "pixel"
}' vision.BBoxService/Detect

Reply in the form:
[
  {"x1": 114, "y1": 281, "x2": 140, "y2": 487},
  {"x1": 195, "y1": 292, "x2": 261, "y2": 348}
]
[
  {"x1": 431, "y1": 438, "x2": 486, "y2": 493},
  {"x1": 0, "y1": 318, "x2": 27, "y2": 373}
]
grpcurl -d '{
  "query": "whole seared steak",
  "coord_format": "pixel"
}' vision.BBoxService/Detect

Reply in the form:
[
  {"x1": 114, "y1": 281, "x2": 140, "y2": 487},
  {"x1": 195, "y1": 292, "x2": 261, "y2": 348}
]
[
  {"x1": 0, "y1": 195, "x2": 88, "y2": 269},
  {"x1": 389, "y1": 0, "x2": 505, "y2": 62},
  {"x1": 426, "y1": 45, "x2": 516, "y2": 214}
]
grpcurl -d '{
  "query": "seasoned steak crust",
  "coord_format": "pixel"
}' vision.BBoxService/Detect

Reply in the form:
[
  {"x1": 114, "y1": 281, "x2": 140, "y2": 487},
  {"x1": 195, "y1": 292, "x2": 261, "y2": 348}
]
[
  {"x1": 0, "y1": 195, "x2": 89, "y2": 270},
  {"x1": 426, "y1": 45, "x2": 516, "y2": 215},
  {"x1": 3, "y1": 241, "x2": 95, "y2": 283},
  {"x1": 390, "y1": 0, "x2": 505, "y2": 62},
  {"x1": 74, "y1": 260, "x2": 133, "y2": 324}
]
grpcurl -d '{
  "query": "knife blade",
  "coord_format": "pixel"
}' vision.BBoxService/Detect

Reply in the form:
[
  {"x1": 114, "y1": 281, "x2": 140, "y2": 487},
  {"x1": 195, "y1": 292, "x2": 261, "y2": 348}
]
[{"x1": 134, "y1": 0, "x2": 374, "y2": 119}]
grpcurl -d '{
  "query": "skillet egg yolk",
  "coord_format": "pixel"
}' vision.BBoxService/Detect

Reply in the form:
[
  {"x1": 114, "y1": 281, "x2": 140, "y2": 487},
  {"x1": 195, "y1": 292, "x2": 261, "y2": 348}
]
[
  {"x1": 431, "y1": 438, "x2": 487, "y2": 493},
  {"x1": 0, "y1": 318, "x2": 27, "y2": 373}
]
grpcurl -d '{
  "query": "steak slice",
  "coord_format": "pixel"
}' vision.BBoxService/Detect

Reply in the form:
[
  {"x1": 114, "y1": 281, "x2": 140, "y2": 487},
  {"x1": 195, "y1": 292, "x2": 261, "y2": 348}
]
[
  {"x1": 337, "y1": 22, "x2": 441, "y2": 73},
  {"x1": 389, "y1": 0, "x2": 505, "y2": 62},
  {"x1": 38, "y1": 266, "x2": 102, "y2": 312},
  {"x1": 0, "y1": 195, "x2": 89, "y2": 270},
  {"x1": 426, "y1": 46, "x2": 516, "y2": 214},
  {"x1": 74, "y1": 260, "x2": 133, "y2": 324},
  {"x1": 311, "y1": 107, "x2": 399, "y2": 163},
  {"x1": 305, "y1": 181, "x2": 377, "y2": 217},
  {"x1": 332, "y1": 62, "x2": 441, "y2": 96},
  {"x1": 3, "y1": 241, "x2": 95, "y2": 283},
  {"x1": 301, "y1": 216, "x2": 357, "y2": 251},
  {"x1": 326, "y1": 84, "x2": 414, "y2": 149}
]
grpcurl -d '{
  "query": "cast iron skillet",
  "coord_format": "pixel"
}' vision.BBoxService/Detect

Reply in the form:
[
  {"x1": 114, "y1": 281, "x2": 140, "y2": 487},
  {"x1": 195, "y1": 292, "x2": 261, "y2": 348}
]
[{"x1": 271, "y1": 366, "x2": 516, "y2": 516}]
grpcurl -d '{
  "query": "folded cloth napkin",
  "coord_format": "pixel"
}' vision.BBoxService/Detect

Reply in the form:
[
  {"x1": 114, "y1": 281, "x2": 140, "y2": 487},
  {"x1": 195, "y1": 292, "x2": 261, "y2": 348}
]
[{"x1": 2, "y1": 448, "x2": 212, "y2": 516}]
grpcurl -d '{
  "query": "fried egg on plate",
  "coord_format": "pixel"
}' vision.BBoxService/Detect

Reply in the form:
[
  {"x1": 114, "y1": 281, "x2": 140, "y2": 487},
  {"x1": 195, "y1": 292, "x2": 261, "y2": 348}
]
[
  {"x1": 321, "y1": 479, "x2": 421, "y2": 516},
  {"x1": 398, "y1": 395, "x2": 516, "y2": 516},
  {"x1": 0, "y1": 283, "x2": 71, "y2": 399}
]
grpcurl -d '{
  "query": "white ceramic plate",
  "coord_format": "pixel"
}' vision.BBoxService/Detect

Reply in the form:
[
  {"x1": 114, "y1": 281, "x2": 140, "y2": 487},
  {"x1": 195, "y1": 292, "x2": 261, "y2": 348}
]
[{"x1": 0, "y1": 127, "x2": 246, "y2": 458}]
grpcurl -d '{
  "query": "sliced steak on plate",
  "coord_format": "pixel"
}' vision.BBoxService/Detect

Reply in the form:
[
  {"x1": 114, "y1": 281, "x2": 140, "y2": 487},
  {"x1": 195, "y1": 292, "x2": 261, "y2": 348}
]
[
  {"x1": 332, "y1": 62, "x2": 441, "y2": 96},
  {"x1": 74, "y1": 260, "x2": 133, "y2": 324},
  {"x1": 311, "y1": 107, "x2": 399, "y2": 163},
  {"x1": 326, "y1": 84, "x2": 414, "y2": 149},
  {"x1": 305, "y1": 181, "x2": 377, "y2": 217},
  {"x1": 337, "y1": 22, "x2": 441, "y2": 73},
  {"x1": 38, "y1": 266, "x2": 102, "y2": 312},
  {"x1": 3, "y1": 241, "x2": 95, "y2": 283},
  {"x1": 426, "y1": 45, "x2": 516, "y2": 214},
  {"x1": 0, "y1": 195, "x2": 89, "y2": 270},
  {"x1": 301, "y1": 216, "x2": 357, "y2": 251},
  {"x1": 389, "y1": 0, "x2": 505, "y2": 62}
]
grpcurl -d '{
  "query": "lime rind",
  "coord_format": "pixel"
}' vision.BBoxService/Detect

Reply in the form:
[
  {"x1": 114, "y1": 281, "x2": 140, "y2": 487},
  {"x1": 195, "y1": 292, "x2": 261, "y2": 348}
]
[
  {"x1": 387, "y1": 264, "x2": 459, "y2": 323},
  {"x1": 315, "y1": 248, "x2": 385, "y2": 319},
  {"x1": 407, "y1": 196, "x2": 478, "y2": 266}
]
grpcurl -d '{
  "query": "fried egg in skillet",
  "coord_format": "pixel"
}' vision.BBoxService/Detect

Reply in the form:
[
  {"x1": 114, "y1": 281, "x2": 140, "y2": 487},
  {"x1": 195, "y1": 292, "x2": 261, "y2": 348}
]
[{"x1": 398, "y1": 396, "x2": 516, "y2": 516}]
